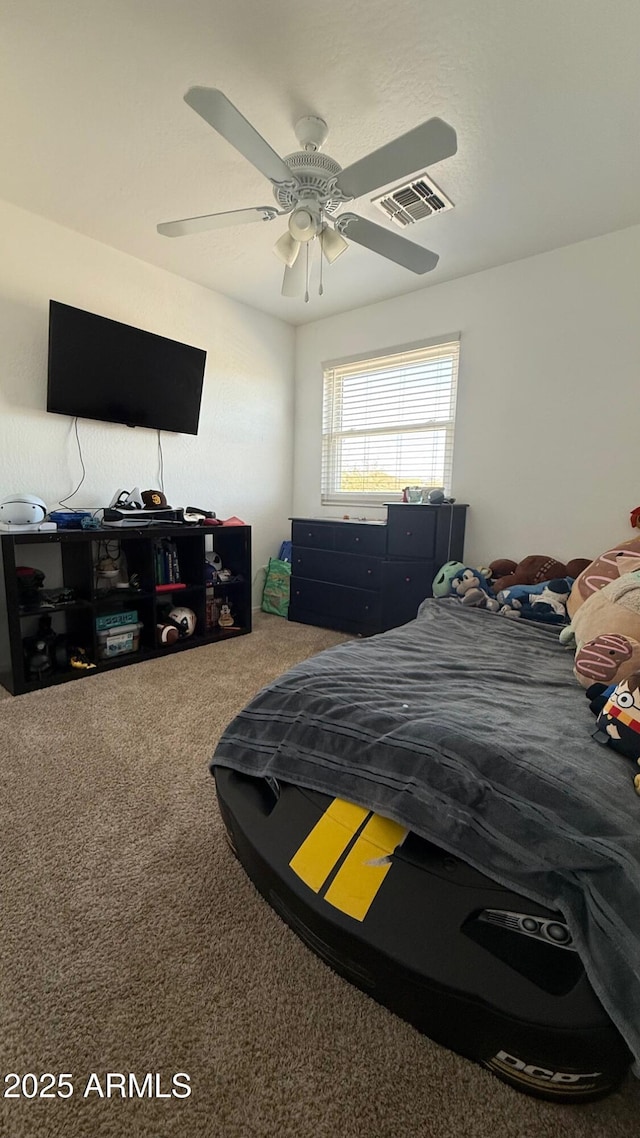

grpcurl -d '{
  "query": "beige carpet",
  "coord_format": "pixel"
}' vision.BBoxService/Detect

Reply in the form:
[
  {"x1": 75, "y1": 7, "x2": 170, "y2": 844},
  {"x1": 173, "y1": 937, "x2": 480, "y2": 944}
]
[{"x1": 0, "y1": 613, "x2": 638, "y2": 1138}]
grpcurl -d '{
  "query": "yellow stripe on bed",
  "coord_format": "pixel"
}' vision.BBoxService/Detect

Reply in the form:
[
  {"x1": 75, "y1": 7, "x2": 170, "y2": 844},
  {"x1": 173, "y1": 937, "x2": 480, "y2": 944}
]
[
  {"x1": 288, "y1": 799, "x2": 370, "y2": 893},
  {"x1": 324, "y1": 814, "x2": 408, "y2": 921}
]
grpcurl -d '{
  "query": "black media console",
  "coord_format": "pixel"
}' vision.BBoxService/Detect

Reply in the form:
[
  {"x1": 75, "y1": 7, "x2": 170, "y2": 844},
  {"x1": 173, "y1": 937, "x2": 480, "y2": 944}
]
[{"x1": 0, "y1": 524, "x2": 252, "y2": 695}]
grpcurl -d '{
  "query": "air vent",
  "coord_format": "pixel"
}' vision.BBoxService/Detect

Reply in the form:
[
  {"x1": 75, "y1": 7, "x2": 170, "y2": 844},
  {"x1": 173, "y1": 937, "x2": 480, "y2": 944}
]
[{"x1": 372, "y1": 174, "x2": 453, "y2": 228}]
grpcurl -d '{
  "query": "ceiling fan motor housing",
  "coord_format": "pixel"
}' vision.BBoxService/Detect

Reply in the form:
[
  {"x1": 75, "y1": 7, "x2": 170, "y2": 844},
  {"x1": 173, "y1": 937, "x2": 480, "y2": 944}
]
[{"x1": 273, "y1": 151, "x2": 345, "y2": 217}]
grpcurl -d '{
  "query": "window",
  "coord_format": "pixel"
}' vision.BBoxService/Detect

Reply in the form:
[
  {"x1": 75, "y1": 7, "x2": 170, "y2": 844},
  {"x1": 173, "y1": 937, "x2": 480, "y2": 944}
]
[{"x1": 321, "y1": 336, "x2": 460, "y2": 506}]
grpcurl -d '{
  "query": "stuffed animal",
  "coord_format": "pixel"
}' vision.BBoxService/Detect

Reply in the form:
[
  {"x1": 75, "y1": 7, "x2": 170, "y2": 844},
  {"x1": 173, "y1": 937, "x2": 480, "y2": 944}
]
[
  {"x1": 490, "y1": 555, "x2": 591, "y2": 596},
  {"x1": 587, "y1": 674, "x2": 640, "y2": 795},
  {"x1": 560, "y1": 571, "x2": 640, "y2": 688},
  {"x1": 497, "y1": 577, "x2": 573, "y2": 623},
  {"x1": 432, "y1": 560, "x2": 465, "y2": 598},
  {"x1": 566, "y1": 537, "x2": 640, "y2": 618},
  {"x1": 487, "y1": 558, "x2": 517, "y2": 583},
  {"x1": 448, "y1": 567, "x2": 500, "y2": 611}
]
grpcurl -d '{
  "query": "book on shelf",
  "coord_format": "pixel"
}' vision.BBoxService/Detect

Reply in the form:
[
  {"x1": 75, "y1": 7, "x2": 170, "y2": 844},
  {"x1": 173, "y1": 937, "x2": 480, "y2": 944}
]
[{"x1": 154, "y1": 538, "x2": 181, "y2": 585}]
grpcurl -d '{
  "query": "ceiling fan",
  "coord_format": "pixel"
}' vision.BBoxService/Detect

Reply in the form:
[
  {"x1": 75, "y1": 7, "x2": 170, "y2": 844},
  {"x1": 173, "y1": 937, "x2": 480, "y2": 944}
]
[{"x1": 157, "y1": 87, "x2": 457, "y2": 301}]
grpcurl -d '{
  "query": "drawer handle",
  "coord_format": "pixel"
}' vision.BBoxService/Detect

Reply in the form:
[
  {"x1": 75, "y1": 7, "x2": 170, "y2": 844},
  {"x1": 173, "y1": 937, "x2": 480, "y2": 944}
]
[
  {"x1": 406, "y1": 530, "x2": 413, "y2": 537},
  {"x1": 405, "y1": 577, "x2": 411, "y2": 583},
  {"x1": 366, "y1": 569, "x2": 372, "y2": 575},
  {"x1": 307, "y1": 532, "x2": 314, "y2": 539},
  {"x1": 354, "y1": 536, "x2": 360, "y2": 542}
]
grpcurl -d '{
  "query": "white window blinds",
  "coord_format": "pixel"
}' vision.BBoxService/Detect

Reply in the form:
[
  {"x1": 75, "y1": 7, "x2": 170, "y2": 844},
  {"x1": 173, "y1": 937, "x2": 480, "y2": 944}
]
[{"x1": 321, "y1": 337, "x2": 460, "y2": 506}]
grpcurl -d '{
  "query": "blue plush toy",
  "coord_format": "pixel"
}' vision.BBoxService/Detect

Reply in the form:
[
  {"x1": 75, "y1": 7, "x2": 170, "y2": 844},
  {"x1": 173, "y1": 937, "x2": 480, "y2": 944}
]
[
  {"x1": 497, "y1": 577, "x2": 574, "y2": 624},
  {"x1": 448, "y1": 567, "x2": 500, "y2": 611}
]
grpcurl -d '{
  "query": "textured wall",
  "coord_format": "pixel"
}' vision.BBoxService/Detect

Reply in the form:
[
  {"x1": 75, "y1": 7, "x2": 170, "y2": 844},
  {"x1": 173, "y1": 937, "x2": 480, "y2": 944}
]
[
  {"x1": 0, "y1": 198, "x2": 295, "y2": 602},
  {"x1": 293, "y1": 224, "x2": 640, "y2": 568}
]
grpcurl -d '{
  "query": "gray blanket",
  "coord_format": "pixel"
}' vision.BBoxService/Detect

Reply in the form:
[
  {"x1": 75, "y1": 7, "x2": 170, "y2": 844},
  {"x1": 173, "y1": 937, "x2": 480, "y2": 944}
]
[{"x1": 211, "y1": 599, "x2": 640, "y2": 1065}]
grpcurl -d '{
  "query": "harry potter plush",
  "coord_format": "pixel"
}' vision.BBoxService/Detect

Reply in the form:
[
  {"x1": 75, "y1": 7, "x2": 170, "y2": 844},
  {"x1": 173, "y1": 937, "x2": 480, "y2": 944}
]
[{"x1": 588, "y1": 673, "x2": 640, "y2": 795}]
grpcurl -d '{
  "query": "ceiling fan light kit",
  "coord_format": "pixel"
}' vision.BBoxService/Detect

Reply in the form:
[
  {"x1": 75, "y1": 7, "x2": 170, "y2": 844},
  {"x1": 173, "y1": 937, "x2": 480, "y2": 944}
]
[
  {"x1": 287, "y1": 199, "x2": 321, "y2": 243},
  {"x1": 273, "y1": 230, "x2": 301, "y2": 268},
  {"x1": 319, "y1": 225, "x2": 348, "y2": 264},
  {"x1": 157, "y1": 87, "x2": 457, "y2": 301}
]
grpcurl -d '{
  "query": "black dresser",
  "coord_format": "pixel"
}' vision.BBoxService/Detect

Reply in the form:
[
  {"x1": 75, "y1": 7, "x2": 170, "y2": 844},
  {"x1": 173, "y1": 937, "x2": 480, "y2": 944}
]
[{"x1": 288, "y1": 503, "x2": 467, "y2": 636}]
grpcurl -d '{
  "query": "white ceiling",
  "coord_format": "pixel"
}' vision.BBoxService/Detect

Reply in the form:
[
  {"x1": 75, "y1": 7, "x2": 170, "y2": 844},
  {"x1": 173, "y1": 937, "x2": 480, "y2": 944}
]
[{"x1": 1, "y1": 0, "x2": 639, "y2": 326}]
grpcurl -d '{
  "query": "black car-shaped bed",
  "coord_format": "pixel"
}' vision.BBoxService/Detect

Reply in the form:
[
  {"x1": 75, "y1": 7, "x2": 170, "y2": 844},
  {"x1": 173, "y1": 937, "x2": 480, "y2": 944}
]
[{"x1": 211, "y1": 601, "x2": 640, "y2": 1102}]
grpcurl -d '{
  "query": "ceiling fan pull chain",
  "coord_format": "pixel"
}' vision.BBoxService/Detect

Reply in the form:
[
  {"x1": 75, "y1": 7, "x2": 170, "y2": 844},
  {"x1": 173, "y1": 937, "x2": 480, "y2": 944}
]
[
  {"x1": 304, "y1": 243, "x2": 310, "y2": 303},
  {"x1": 319, "y1": 234, "x2": 324, "y2": 296}
]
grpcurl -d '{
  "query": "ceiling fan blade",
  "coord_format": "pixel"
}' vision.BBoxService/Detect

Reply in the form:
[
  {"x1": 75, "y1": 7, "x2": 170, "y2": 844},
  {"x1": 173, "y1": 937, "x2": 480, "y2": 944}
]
[
  {"x1": 281, "y1": 253, "x2": 307, "y2": 298},
  {"x1": 335, "y1": 213, "x2": 439, "y2": 274},
  {"x1": 157, "y1": 206, "x2": 279, "y2": 237},
  {"x1": 184, "y1": 87, "x2": 295, "y2": 186},
  {"x1": 334, "y1": 118, "x2": 457, "y2": 200}
]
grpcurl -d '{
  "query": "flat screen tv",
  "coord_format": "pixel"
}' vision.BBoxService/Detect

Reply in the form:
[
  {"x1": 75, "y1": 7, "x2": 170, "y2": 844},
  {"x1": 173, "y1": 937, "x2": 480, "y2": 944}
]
[{"x1": 47, "y1": 300, "x2": 207, "y2": 435}]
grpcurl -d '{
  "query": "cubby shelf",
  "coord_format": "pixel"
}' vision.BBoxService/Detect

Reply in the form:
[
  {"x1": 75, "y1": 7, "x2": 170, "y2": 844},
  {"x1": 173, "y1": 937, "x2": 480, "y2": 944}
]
[{"x1": 0, "y1": 523, "x2": 252, "y2": 695}]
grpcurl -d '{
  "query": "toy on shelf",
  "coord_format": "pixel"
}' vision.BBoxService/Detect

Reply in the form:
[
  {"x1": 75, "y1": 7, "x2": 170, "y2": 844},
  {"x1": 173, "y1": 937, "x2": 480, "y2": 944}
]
[
  {"x1": 156, "y1": 603, "x2": 197, "y2": 647},
  {"x1": 168, "y1": 606, "x2": 196, "y2": 637},
  {"x1": 22, "y1": 615, "x2": 60, "y2": 679},
  {"x1": 157, "y1": 621, "x2": 180, "y2": 646},
  {"x1": 218, "y1": 600, "x2": 236, "y2": 629},
  {"x1": 69, "y1": 646, "x2": 96, "y2": 671}
]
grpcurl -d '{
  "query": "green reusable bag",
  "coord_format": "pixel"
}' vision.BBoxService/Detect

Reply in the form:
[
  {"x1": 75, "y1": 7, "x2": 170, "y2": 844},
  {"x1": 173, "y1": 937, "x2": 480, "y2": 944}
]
[{"x1": 261, "y1": 557, "x2": 292, "y2": 617}]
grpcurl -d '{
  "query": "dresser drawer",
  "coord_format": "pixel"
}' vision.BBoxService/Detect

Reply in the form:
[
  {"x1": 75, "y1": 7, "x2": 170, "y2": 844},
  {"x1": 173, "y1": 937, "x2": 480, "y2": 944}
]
[
  {"x1": 291, "y1": 521, "x2": 335, "y2": 549},
  {"x1": 386, "y1": 507, "x2": 437, "y2": 559},
  {"x1": 333, "y1": 523, "x2": 387, "y2": 557},
  {"x1": 292, "y1": 548, "x2": 382, "y2": 590},
  {"x1": 381, "y1": 560, "x2": 434, "y2": 629},
  {"x1": 290, "y1": 578, "x2": 381, "y2": 625}
]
